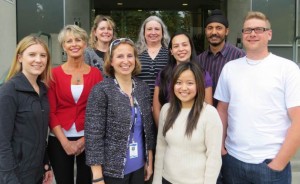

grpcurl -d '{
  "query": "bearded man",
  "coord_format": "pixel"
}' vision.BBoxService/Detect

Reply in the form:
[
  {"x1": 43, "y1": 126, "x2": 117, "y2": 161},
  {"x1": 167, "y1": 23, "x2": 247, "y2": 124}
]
[{"x1": 197, "y1": 9, "x2": 245, "y2": 107}]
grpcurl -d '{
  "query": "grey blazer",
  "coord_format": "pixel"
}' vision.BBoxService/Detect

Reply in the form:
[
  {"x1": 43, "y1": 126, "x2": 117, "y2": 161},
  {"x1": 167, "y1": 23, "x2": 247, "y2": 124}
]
[{"x1": 85, "y1": 77, "x2": 155, "y2": 178}]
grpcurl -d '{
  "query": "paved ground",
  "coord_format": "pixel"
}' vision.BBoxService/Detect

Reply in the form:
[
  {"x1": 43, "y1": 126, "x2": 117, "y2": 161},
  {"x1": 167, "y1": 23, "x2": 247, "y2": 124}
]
[
  {"x1": 291, "y1": 150, "x2": 300, "y2": 183},
  {"x1": 51, "y1": 150, "x2": 300, "y2": 184}
]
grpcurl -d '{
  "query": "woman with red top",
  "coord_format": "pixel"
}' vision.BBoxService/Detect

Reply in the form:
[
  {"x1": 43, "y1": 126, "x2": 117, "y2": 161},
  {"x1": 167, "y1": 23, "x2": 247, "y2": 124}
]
[{"x1": 47, "y1": 25, "x2": 103, "y2": 184}]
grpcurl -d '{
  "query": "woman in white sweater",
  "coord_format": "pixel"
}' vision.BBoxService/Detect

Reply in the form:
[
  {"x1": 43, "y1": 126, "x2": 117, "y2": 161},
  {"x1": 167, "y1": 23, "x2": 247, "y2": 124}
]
[{"x1": 153, "y1": 62, "x2": 222, "y2": 184}]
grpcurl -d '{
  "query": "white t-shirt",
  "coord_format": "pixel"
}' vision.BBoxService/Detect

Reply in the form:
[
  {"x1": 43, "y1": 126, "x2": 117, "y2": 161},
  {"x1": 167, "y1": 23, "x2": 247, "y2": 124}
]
[{"x1": 214, "y1": 53, "x2": 300, "y2": 163}]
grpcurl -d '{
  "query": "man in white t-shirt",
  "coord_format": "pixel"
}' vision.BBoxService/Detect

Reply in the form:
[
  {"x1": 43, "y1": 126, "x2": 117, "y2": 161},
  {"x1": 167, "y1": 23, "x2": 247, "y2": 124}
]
[{"x1": 214, "y1": 11, "x2": 300, "y2": 183}]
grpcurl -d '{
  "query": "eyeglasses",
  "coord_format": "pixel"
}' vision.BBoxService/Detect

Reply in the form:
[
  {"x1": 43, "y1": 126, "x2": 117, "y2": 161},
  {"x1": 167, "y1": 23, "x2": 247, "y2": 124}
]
[
  {"x1": 242, "y1": 27, "x2": 270, "y2": 34},
  {"x1": 109, "y1": 38, "x2": 135, "y2": 55}
]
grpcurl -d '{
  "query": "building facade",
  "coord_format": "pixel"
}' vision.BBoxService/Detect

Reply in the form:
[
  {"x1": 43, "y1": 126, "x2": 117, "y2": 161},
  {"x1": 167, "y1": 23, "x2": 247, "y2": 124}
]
[{"x1": 0, "y1": 0, "x2": 300, "y2": 181}]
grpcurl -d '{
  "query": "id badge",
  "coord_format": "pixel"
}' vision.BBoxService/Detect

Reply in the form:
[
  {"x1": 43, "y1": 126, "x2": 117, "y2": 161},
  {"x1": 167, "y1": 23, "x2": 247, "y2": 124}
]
[{"x1": 129, "y1": 142, "x2": 138, "y2": 159}]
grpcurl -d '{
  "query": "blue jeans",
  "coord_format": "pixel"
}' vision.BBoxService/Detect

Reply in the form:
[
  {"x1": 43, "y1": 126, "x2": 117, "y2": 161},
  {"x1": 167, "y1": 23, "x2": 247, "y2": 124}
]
[{"x1": 222, "y1": 153, "x2": 291, "y2": 184}]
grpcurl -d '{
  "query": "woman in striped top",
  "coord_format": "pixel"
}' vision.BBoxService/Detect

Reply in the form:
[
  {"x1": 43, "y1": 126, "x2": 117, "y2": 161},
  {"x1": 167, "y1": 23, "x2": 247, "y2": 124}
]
[{"x1": 136, "y1": 16, "x2": 170, "y2": 99}]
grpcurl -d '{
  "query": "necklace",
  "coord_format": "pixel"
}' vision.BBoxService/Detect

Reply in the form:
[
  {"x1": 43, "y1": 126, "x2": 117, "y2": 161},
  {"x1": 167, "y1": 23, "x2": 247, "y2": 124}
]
[
  {"x1": 148, "y1": 46, "x2": 161, "y2": 54},
  {"x1": 67, "y1": 64, "x2": 86, "y2": 84}
]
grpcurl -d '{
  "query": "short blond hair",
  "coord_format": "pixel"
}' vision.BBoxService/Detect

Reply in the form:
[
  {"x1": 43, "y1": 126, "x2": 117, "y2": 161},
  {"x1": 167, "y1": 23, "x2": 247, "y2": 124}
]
[
  {"x1": 58, "y1": 25, "x2": 88, "y2": 46},
  {"x1": 244, "y1": 11, "x2": 271, "y2": 29}
]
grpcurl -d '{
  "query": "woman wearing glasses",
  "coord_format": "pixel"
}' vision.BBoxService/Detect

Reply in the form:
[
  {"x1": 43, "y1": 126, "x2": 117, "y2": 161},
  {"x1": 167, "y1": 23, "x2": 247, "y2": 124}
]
[
  {"x1": 85, "y1": 38, "x2": 156, "y2": 184},
  {"x1": 85, "y1": 15, "x2": 116, "y2": 73},
  {"x1": 47, "y1": 25, "x2": 103, "y2": 184}
]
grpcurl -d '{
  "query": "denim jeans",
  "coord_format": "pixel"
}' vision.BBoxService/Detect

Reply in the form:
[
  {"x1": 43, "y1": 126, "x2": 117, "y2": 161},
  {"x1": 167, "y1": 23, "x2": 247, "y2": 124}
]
[{"x1": 222, "y1": 153, "x2": 291, "y2": 184}]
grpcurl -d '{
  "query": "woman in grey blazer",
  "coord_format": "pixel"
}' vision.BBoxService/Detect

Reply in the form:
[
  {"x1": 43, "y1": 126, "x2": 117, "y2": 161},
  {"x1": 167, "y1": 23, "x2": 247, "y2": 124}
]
[{"x1": 85, "y1": 38, "x2": 156, "y2": 184}]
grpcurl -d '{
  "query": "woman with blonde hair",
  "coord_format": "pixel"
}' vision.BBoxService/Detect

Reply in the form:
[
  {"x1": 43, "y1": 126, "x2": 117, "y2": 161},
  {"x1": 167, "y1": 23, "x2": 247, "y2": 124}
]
[
  {"x1": 85, "y1": 15, "x2": 117, "y2": 73},
  {"x1": 0, "y1": 35, "x2": 53, "y2": 184},
  {"x1": 47, "y1": 25, "x2": 103, "y2": 184}
]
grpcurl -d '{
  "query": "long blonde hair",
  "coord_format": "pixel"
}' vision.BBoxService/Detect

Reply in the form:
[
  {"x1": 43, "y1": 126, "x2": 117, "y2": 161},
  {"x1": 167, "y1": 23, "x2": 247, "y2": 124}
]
[{"x1": 6, "y1": 35, "x2": 52, "y2": 87}]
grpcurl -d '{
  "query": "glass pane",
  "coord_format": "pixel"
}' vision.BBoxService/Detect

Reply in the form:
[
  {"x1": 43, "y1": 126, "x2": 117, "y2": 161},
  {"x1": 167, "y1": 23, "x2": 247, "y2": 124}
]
[
  {"x1": 252, "y1": 0, "x2": 295, "y2": 44},
  {"x1": 109, "y1": 11, "x2": 195, "y2": 41},
  {"x1": 17, "y1": 0, "x2": 64, "y2": 42},
  {"x1": 96, "y1": 10, "x2": 205, "y2": 54}
]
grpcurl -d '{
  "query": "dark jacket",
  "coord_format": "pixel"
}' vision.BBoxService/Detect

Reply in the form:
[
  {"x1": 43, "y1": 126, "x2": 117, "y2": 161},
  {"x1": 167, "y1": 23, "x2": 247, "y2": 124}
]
[
  {"x1": 0, "y1": 73, "x2": 49, "y2": 184},
  {"x1": 85, "y1": 77, "x2": 156, "y2": 178}
]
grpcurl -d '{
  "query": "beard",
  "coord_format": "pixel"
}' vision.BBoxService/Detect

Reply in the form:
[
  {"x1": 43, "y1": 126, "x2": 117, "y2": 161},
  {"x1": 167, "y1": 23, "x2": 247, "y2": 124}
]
[{"x1": 207, "y1": 35, "x2": 226, "y2": 47}]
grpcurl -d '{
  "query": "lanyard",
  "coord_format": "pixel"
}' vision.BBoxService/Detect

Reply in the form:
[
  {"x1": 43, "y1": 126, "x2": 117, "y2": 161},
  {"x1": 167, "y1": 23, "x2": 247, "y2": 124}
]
[
  {"x1": 113, "y1": 78, "x2": 135, "y2": 95},
  {"x1": 114, "y1": 78, "x2": 139, "y2": 134},
  {"x1": 131, "y1": 98, "x2": 140, "y2": 134}
]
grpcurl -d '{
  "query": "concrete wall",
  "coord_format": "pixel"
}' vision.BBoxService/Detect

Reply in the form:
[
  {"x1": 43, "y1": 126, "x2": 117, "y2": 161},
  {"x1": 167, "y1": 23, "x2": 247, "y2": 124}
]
[
  {"x1": 0, "y1": 0, "x2": 16, "y2": 80},
  {"x1": 64, "y1": 0, "x2": 91, "y2": 33}
]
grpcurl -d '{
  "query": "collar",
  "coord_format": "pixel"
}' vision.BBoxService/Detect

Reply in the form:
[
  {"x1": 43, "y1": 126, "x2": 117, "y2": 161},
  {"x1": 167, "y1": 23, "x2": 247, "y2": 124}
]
[
  {"x1": 12, "y1": 72, "x2": 47, "y2": 95},
  {"x1": 208, "y1": 42, "x2": 230, "y2": 57}
]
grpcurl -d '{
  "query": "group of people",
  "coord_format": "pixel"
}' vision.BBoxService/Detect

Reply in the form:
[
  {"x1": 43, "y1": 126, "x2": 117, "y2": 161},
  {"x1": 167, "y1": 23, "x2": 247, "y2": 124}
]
[{"x1": 0, "y1": 9, "x2": 300, "y2": 184}]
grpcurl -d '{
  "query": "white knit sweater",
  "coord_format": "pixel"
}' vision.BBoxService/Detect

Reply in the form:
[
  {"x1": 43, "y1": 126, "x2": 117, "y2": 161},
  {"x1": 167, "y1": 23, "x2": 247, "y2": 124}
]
[{"x1": 153, "y1": 103, "x2": 222, "y2": 184}]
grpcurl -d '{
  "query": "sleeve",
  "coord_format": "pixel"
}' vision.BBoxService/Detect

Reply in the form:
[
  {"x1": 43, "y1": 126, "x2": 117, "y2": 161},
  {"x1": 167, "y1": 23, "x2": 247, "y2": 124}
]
[
  {"x1": 84, "y1": 48, "x2": 92, "y2": 65},
  {"x1": 203, "y1": 106, "x2": 223, "y2": 184},
  {"x1": 93, "y1": 67, "x2": 103, "y2": 83},
  {"x1": 47, "y1": 74, "x2": 61, "y2": 129},
  {"x1": 0, "y1": 87, "x2": 21, "y2": 183},
  {"x1": 43, "y1": 141, "x2": 51, "y2": 170},
  {"x1": 85, "y1": 84, "x2": 107, "y2": 166},
  {"x1": 214, "y1": 65, "x2": 230, "y2": 103},
  {"x1": 284, "y1": 63, "x2": 300, "y2": 108},
  {"x1": 152, "y1": 104, "x2": 169, "y2": 184},
  {"x1": 155, "y1": 71, "x2": 162, "y2": 86},
  {"x1": 143, "y1": 84, "x2": 156, "y2": 150},
  {"x1": 204, "y1": 71, "x2": 213, "y2": 88}
]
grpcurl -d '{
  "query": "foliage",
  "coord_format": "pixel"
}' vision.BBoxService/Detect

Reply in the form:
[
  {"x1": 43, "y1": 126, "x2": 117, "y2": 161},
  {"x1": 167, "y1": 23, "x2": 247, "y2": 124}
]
[{"x1": 110, "y1": 11, "x2": 192, "y2": 42}]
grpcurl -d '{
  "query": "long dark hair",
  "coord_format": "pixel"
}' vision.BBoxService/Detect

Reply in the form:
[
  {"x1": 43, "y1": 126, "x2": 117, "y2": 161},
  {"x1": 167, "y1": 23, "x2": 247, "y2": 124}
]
[
  {"x1": 158, "y1": 31, "x2": 198, "y2": 106},
  {"x1": 163, "y1": 62, "x2": 205, "y2": 138}
]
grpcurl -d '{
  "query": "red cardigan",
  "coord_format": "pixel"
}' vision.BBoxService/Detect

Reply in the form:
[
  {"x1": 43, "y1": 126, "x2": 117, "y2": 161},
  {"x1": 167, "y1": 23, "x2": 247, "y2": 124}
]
[{"x1": 48, "y1": 66, "x2": 102, "y2": 131}]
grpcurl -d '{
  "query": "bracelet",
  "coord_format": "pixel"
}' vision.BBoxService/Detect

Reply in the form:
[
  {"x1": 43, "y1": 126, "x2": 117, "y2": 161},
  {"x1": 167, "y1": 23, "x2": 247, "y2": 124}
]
[
  {"x1": 44, "y1": 164, "x2": 52, "y2": 172},
  {"x1": 92, "y1": 177, "x2": 104, "y2": 183}
]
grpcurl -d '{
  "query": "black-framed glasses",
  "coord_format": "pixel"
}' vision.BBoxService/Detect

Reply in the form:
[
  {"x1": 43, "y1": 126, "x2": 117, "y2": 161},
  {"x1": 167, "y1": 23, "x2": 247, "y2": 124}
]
[
  {"x1": 242, "y1": 27, "x2": 270, "y2": 34},
  {"x1": 109, "y1": 38, "x2": 135, "y2": 55}
]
